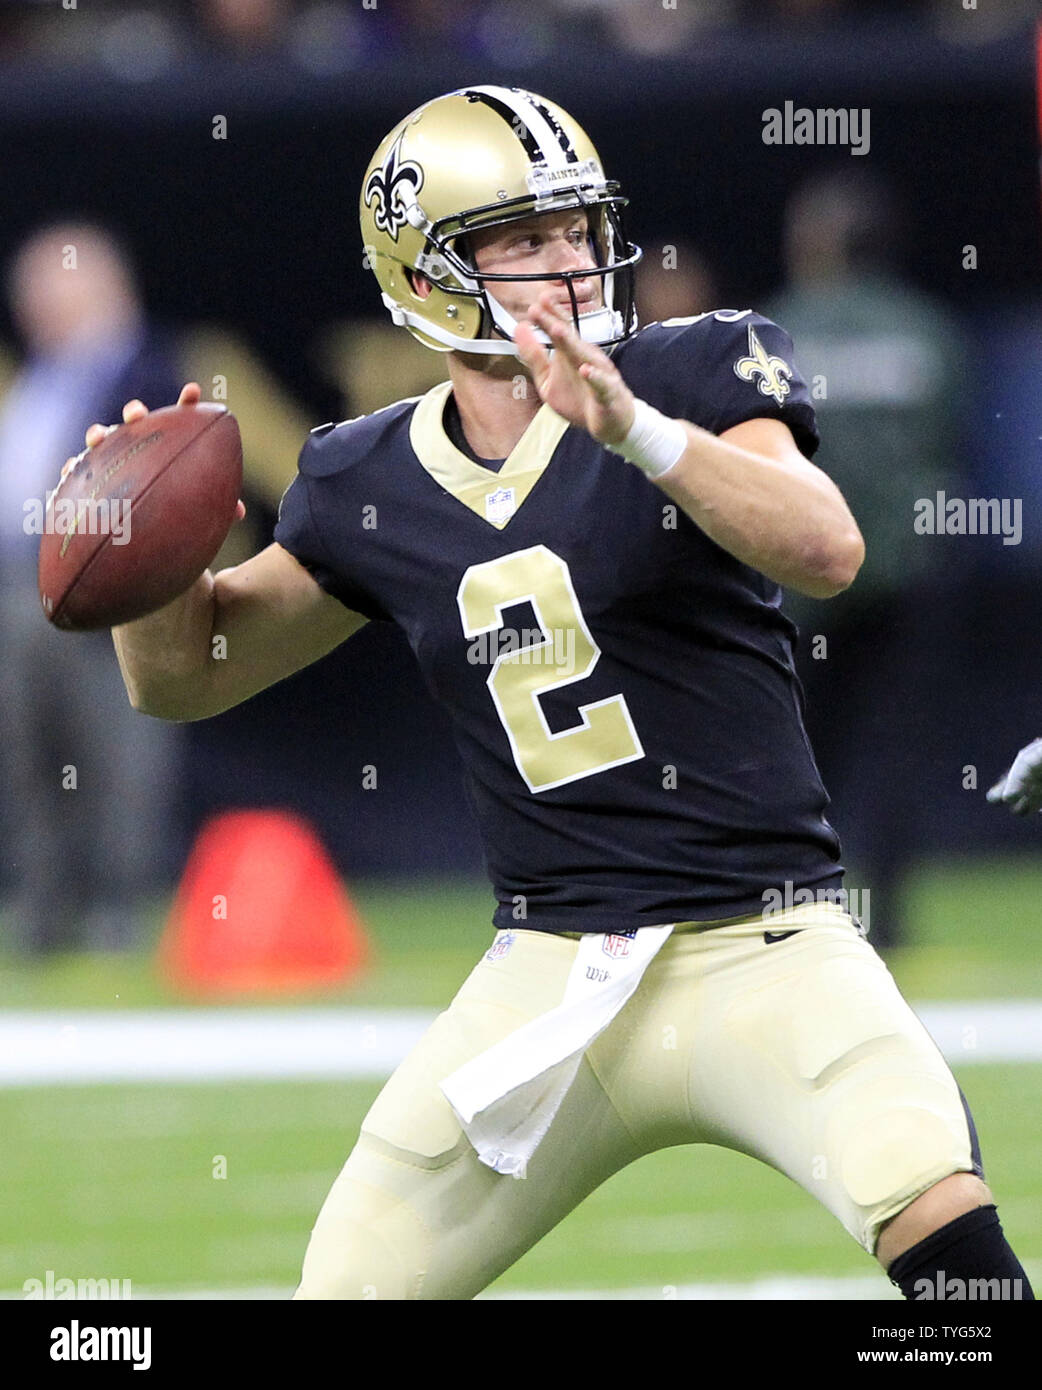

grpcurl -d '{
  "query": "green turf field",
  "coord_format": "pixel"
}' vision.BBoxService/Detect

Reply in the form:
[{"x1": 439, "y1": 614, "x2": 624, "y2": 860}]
[
  {"x1": 1, "y1": 856, "x2": 1040, "y2": 1298},
  {"x1": 2, "y1": 1064, "x2": 1039, "y2": 1298}
]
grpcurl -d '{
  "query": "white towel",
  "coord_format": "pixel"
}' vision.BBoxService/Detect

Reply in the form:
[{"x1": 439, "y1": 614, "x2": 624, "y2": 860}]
[{"x1": 440, "y1": 923, "x2": 674, "y2": 1178}]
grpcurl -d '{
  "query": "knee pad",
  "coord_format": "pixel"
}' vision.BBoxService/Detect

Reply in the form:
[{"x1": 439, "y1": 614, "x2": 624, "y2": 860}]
[
  {"x1": 832, "y1": 1082, "x2": 977, "y2": 1252},
  {"x1": 294, "y1": 1148, "x2": 434, "y2": 1300}
]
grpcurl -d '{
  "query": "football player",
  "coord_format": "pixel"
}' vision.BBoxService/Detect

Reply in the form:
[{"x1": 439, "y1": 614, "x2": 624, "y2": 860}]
[
  {"x1": 98, "y1": 86, "x2": 1032, "y2": 1300},
  {"x1": 988, "y1": 738, "x2": 1042, "y2": 816}
]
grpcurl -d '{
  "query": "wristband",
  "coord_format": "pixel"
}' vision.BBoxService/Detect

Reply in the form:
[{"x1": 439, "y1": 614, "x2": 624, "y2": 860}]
[{"x1": 611, "y1": 398, "x2": 687, "y2": 480}]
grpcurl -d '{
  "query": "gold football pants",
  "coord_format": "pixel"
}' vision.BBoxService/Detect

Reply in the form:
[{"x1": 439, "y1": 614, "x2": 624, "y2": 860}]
[{"x1": 294, "y1": 902, "x2": 976, "y2": 1299}]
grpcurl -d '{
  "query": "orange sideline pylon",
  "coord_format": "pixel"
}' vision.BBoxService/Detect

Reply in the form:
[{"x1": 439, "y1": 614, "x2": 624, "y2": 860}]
[{"x1": 159, "y1": 809, "x2": 367, "y2": 994}]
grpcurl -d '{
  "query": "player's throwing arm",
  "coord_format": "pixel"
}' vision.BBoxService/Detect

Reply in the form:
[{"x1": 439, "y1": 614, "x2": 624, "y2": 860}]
[{"x1": 515, "y1": 294, "x2": 864, "y2": 599}]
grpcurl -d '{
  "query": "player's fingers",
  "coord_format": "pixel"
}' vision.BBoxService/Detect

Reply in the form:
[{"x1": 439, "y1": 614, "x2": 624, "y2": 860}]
[
  {"x1": 514, "y1": 321, "x2": 549, "y2": 378},
  {"x1": 532, "y1": 303, "x2": 604, "y2": 369},
  {"x1": 177, "y1": 382, "x2": 202, "y2": 407},
  {"x1": 985, "y1": 777, "x2": 1007, "y2": 803},
  {"x1": 122, "y1": 398, "x2": 148, "y2": 424},
  {"x1": 579, "y1": 361, "x2": 616, "y2": 401},
  {"x1": 85, "y1": 420, "x2": 123, "y2": 450},
  {"x1": 530, "y1": 310, "x2": 582, "y2": 365},
  {"x1": 235, "y1": 500, "x2": 246, "y2": 521},
  {"x1": 539, "y1": 312, "x2": 611, "y2": 378}
]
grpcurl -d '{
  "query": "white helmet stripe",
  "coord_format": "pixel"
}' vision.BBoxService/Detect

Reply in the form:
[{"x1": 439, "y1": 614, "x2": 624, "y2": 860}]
[
  {"x1": 463, "y1": 85, "x2": 574, "y2": 169},
  {"x1": 526, "y1": 95, "x2": 579, "y2": 164}
]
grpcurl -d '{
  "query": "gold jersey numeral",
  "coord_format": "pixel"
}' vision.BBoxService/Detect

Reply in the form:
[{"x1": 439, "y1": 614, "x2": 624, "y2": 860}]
[{"x1": 457, "y1": 545, "x2": 644, "y2": 793}]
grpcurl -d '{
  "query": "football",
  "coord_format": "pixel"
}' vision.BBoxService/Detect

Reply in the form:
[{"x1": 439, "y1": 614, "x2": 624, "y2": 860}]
[{"x1": 38, "y1": 402, "x2": 243, "y2": 631}]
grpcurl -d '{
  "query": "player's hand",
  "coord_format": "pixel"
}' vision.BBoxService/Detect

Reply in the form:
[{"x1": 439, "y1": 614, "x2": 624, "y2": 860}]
[
  {"x1": 987, "y1": 737, "x2": 1042, "y2": 816},
  {"x1": 60, "y1": 383, "x2": 246, "y2": 520},
  {"x1": 514, "y1": 292, "x2": 635, "y2": 447}
]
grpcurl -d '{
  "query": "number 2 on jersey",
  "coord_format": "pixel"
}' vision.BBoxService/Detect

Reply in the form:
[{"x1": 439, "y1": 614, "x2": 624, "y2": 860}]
[{"x1": 457, "y1": 545, "x2": 644, "y2": 793}]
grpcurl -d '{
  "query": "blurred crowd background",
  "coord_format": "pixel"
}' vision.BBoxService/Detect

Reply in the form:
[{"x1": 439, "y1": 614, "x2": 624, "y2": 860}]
[
  {"x1": 1, "y1": 0, "x2": 1040, "y2": 954},
  {"x1": 0, "y1": 0, "x2": 1037, "y2": 66}
]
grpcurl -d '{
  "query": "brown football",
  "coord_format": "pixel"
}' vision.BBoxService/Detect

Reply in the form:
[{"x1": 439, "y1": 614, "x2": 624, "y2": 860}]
[{"x1": 38, "y1": 402, "x2": 243, "y2": 631}]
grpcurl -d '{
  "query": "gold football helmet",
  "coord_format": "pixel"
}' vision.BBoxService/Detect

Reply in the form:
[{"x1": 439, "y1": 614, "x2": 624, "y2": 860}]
[{"x1": 359, "y1": 85, "x2": 642, "y2": 355}]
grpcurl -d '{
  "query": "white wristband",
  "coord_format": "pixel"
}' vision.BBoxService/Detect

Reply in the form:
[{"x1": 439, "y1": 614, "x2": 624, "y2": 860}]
[{"x1": 611, "y1": 398, "x2": 687, "y2": 480}]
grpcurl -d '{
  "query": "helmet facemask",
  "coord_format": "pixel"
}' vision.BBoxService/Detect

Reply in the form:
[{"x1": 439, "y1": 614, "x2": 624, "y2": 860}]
[{"x1": 407, "y1": 191, "x2": 641, "y2": 355}]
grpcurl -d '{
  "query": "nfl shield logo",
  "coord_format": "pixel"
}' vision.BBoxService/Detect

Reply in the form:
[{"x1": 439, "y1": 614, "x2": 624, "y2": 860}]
[
  {"x1": 485, "y1": 487, "x2": 516, "y2": 525},
  {"x1": 602, "y1": 930, "x2": 638, "y2": 959},
  {"x1": 486, "y1": 931, "x2": 516, "y2": 962}
]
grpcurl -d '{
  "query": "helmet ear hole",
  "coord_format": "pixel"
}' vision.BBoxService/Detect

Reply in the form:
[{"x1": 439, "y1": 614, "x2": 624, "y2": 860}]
[{"x1": 405, "y1": 268, "x2": 434, "y2": 301}]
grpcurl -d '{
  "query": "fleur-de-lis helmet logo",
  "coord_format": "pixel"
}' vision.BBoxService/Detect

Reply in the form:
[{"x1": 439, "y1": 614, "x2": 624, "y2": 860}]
[{"x1": 364, "y1": 130, "x2": 424, "y2": 243}]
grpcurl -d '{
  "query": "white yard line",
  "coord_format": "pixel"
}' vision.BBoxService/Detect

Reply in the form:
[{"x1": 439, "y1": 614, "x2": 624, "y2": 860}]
[
  {"x1": 0, "y1": 1001, "x2": 1041, "y2": 1086},
  {"x1": 0, "y1": 1007, "x2": 432, "y2": 1086}
]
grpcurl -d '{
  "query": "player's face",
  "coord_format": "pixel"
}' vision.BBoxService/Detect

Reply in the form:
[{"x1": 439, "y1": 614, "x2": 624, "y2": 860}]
[{"x1": 465, "y1": 209, "x2": 603, "y2": 324}]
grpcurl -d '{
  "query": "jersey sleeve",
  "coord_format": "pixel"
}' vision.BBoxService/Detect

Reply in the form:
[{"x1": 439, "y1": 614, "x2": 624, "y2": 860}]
[
  {"x1": 623, "y1": 311, "x2": 821, "y2": 460},
  {"x1": 273, "y1": 441, "x2": 393, "y2": 623}
]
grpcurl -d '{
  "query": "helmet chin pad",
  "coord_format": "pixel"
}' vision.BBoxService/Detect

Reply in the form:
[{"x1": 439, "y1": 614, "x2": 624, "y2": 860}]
[
  {"x1": 380, "y1": 290, "x2": 625, "y2": 358},
  {"x1": 485, "y1": 293, "x2": 624, "y2": 350}
]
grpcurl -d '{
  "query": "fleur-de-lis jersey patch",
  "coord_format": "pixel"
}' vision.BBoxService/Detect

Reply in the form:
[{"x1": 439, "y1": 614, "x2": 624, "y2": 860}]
[{"x1": 733, "y1": 325, "x2": 793, "y2": 406}]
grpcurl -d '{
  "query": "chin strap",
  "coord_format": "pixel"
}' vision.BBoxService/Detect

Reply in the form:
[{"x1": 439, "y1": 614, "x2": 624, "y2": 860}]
[{"x1": 382, "y1": 293, "x2": 626, "y2": 357}]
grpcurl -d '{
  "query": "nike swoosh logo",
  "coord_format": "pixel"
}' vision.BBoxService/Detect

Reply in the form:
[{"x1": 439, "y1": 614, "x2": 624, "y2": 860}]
[{"x1": 763, "y1": 929, "x2": 799, "y2": 945}]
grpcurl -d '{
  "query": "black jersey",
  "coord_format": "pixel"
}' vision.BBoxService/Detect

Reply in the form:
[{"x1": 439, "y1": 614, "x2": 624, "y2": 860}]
[{"x1": 274, "y1": 310, "x2": 843, "y2": 932}]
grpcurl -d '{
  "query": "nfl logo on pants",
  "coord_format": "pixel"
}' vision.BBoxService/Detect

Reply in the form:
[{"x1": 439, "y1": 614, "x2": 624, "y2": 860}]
[
  {"x1": 485, "y1": 931, "x2": 516, "y2": 962},
  {"x1": 602, "y1": 931, "x2": 637, "y2": 959}
]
